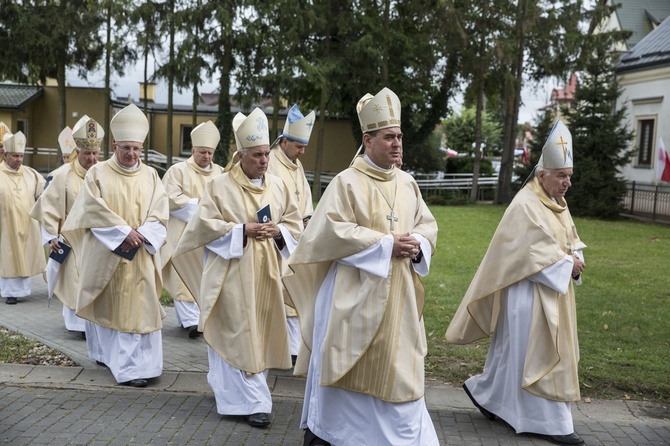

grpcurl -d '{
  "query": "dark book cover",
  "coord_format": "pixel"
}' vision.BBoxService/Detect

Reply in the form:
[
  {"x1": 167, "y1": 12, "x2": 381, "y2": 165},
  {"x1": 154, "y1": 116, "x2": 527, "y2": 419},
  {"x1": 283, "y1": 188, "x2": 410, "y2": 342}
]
[
  {"x1": 112, "y1": 244, "x2": 140, "y2": 261},
  {"x1": 49, "y1": 242, "x2": 71, "y2": 264}
]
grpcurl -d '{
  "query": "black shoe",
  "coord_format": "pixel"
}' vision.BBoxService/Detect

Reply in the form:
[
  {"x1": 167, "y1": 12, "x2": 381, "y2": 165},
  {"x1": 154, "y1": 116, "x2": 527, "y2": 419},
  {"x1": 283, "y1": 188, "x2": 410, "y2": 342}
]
[
  {"x1": 534, "y1": 433, "x2": 585, "y2": 445},
  {"x1": 462, "y1": 383, "x2": 498, "y2": 421},
  {"x1": 246, "y1": 412, "x2": 271, "y2": 427},
  {"x1": 96, "y1": 360, "x2": 107, "y2": 367},
  {"x1": 5, "y1": 297, "x2": 17, "y2": 305},
  {"x1": 80, "y1": 331, "x2": 86, "y2": 340},
  {"x1": 304, "y1": 428, "x2": 331, "y2": 445},
  {"x1": 291, "y1": 355, "x2": 297, "y2": 366},
  {"x1": 187, "y1": 325, "x2": 200, "y2": 338},
  {"x1": 121, "y1": 379, "x2": 148, "y2": 388}
]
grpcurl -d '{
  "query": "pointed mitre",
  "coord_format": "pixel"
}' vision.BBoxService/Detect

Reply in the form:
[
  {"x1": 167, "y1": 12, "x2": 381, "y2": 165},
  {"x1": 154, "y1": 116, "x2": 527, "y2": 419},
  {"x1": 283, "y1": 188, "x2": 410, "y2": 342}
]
[
  {"x1": 282, "y1": 104, "x2": 316, "y2": 144},
  {"x1": 58, "y1": 127, "x2": 77, "y2": 155},
  {"x1": 3, "y1": 131, "x2": 26, "y2": 154},
  {"x1": 538, "y1": 119, "x2": 573, "y2": 169},
  {"x1": 235, "y1": 108, "x2": 269, "y2": 149},
  {"x1": 356, "y1": 87, "x2": 401, "y2": 133},
  {"x1": 72, "y1": 117, "x2": 104, "y2": 150},
  {"x1": 110, "y1": 104, "x2": 149, "y2": 143},
  {"x1": 191, "y1": 120, "x2": 220, "y2": 149},
  {"x1": 0, "y1": 122, "x2": 11, "y2": 143}
]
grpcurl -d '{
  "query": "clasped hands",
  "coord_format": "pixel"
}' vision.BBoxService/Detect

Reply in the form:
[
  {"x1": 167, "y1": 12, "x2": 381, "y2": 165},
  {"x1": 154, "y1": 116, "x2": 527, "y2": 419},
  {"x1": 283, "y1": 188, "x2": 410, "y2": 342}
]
[
  {"x1": 571, "y1": 252, "x2": 585, "y2": 278},
  {"x1": 392, "y1": 233, "x2": 421, "y2": 259},
  {"x1": 121, "y1": 229, "x2": 145, "y2": 253},
  {"x1": 245, "y1": 222, "x2": 281, "y2": 241}
]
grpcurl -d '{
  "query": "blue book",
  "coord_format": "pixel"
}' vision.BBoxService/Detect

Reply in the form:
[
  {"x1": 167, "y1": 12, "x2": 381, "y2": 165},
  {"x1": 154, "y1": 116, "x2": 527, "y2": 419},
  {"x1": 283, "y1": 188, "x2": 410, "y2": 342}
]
[{"x1": 257, "y1": 204, "x2": 271, "y2": 223}]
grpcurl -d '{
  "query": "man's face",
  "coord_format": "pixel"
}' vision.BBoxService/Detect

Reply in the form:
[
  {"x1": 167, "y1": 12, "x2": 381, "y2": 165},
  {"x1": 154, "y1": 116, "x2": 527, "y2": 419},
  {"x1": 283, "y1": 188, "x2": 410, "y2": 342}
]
[
  {"x1": 62, "y1": 154, "x2": 70, "y2": 164},
  {"x1": 238, "y1": 145, "x2": 270, "y2": 179},
  {"x1": 364, "y1": 127, "x2": 403, "y2": 169},
  {"x1": 539, "y1": 168, "x2": 573, "y2": 198},
  {"x1": 192, "y1": 146, "x2": 214, "y2": 169},
  {"x1": 114, "y1": 141, "x2": 142, "y2": 168},
  {"x1": 0, "y1": 143, "x2": 4, "y2": 158},
  {"x1": 4, "y1": 152, "x2": 23, "y2": 170},
  {"x1": 280, "y1": 138, "x2": 307, "y2": 162},
  {"x1": 78, "y1": 148, "x2": 100, "y2": 170}
]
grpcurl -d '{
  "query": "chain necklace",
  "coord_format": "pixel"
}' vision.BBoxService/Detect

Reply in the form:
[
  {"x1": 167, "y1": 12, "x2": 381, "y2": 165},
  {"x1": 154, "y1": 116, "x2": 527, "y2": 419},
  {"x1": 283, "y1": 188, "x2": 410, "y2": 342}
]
[
  {"x1": 7, "y1": 172, "x2": 23, "y2": 193},
  {"x1": 370, "y1": 175, "x2": 398, "y2": 231}
]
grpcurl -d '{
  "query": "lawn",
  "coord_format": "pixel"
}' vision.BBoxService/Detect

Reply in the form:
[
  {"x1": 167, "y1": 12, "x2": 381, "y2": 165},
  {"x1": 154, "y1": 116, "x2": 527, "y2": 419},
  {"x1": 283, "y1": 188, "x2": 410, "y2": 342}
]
[{"x1": 423, "y1": 204, "x2": 670, "y2": 404}]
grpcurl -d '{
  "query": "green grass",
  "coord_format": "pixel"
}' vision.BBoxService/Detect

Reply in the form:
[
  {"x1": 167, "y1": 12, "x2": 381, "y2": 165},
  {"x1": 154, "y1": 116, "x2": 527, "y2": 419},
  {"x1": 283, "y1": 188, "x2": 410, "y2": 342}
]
[
  {"x1": 0, "y1": 327, "x2": 76, "y2": 366},
  {"x1": 424, "y1": 204, "x2": 670, "y2": 403}
]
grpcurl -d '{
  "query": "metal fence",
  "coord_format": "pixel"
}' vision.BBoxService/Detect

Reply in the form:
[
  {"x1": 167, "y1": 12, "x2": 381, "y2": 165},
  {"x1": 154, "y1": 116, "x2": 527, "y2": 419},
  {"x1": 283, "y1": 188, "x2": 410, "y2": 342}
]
[{"x1": 621, "y1": 181, "x2": 670, "y2": 223}]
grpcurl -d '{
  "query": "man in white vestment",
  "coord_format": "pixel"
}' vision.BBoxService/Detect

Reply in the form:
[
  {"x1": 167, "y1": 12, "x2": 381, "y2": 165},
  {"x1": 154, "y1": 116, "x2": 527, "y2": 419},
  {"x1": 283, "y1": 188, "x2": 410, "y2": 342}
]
[
  {"x1": 285, "y1": 87, "x2": 439, "y2": 446},
  {"x1": 0, "y1": 131, "x2": 46, "y2": 305},
  {"x1": 30, "y1": 120, "x2": 102, "y2": 336},
  {"x1": 446, "y1": 120, "x2": 586, "y2": 446},
  {"x1": 161, "y1": 120, "x2": 223, "y2": 338},
  {"x1": 173, "y1": 108, "x2": 302, "y2": 428},
  {"x1": 267, "y1": 104, "x2": 316, "y2": 364},
  {"x1": 62, "y1": 104, "x2": 169, "y2": 388}
]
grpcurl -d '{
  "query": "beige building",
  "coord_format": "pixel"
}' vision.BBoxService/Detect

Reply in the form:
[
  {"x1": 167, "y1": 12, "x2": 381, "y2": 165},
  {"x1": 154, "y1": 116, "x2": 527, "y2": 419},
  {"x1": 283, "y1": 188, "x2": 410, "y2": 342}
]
[{"x1": 0, "y1": 82, "x2": 357, "y2": 176}]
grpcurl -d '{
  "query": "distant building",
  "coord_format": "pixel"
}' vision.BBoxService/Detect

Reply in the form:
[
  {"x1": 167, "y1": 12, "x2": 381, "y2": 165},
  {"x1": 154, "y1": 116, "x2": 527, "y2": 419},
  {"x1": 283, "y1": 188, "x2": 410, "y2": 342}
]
[{"x1": 594, "y1": 0, "x2": 670, "y2": 51}]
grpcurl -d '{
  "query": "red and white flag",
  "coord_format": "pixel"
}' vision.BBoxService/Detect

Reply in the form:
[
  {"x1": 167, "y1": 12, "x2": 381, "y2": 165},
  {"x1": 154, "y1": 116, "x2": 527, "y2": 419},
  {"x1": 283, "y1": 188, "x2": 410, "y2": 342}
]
[{"x1": 656, "y1": 137, "x2": 670, "y2": 183}]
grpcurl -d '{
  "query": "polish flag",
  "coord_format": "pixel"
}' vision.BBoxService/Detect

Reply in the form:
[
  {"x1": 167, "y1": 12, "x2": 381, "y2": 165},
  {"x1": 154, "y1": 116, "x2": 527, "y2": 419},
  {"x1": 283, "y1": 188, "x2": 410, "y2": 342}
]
[{"x1": 656, "y1": 138, "x2": 670, "y2": 183}]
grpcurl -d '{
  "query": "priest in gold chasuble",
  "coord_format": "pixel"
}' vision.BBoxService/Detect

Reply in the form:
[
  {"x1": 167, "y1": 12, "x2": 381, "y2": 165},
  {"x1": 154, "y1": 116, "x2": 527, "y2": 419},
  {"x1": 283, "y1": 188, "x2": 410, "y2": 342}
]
[
  {"x1": 267, "y1": 104, "x2": 315, "y2": 363},
  {"x1": 62, "y1": 104, "x2": 169, "y2": 388},
  {"x1": 0, "y1": 131, "x2": 46, "y2": 305},
  {"x1": 160, "y1": 121, "x2": 223, "y2": 339},
  {"x1": 30, "y1": 120, "x2": 102, "y2": 335},
  {"x1": 284, "y1": 88, "x2": 439, "y2": 445},
  {"x1": 173, "y1": 108, "x2": 302, "y2": 428},
  {"x1": 446, "y1": 120, "x2": 587, "y2": 446}
]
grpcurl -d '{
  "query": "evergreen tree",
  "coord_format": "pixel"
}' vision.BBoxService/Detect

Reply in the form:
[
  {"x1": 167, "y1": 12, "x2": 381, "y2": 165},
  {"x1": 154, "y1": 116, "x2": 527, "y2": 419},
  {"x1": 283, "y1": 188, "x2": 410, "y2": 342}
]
[{"x1": 564, "y1": 33, "x2": 633, "y2": 219}]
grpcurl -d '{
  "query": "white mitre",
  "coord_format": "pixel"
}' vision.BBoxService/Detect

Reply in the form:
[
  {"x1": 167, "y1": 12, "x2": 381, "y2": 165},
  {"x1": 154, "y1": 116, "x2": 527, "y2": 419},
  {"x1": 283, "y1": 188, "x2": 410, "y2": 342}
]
[
  {"x1": 357, "y1": 87, "x2": 401, "y2": 133},
  {"x1": 232, "y1": 112, "x2": 246, "y2": 151},
  {"x1": 58, "y1": 127, "x2": 77, "y2": 155},
  {"x1": 0, "y1": 121, "x2": 11, "y2": 143},
  {"x1": 4, "y1": 131, "x2": 26, "y2": 154},
  {"x1": 537, "y1": 119, "x2": 573, "y2": 169},
  {"x1": 110, "y1": 104, "x2": 149, "y2": 143},
  {"x1": 72, "y1": 118, "x2": 104, "y2": 150},
  {"x1": 282, "y1": 104, "x2": 316, "y2": 144},
  {"x1": 191, "y1": 120, "x2": 220, "y2": 149},
  {"x1": 235, "y1": 108, "x2": 269, "y2": 149}
]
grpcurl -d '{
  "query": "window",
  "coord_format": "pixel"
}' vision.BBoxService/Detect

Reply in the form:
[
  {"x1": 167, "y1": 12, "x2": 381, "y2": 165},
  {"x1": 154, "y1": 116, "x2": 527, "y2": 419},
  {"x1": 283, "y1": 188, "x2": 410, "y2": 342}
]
[
  {"x1": 16, "y1": 119, "x2": 29, "y2": 139},
  {"x1": 180, "y1": 125, "x2": 194, "y2": 156},
  {"x1": 636, "y1": 119, "x2": 655, "y2": 167}
]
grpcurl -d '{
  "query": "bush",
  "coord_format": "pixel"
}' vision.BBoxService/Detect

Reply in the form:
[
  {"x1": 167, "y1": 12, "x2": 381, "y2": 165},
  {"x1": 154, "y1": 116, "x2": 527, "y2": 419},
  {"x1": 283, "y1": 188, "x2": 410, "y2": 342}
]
[{"x1": 445, "y1": 157, "x2": 495, "y2": 176}]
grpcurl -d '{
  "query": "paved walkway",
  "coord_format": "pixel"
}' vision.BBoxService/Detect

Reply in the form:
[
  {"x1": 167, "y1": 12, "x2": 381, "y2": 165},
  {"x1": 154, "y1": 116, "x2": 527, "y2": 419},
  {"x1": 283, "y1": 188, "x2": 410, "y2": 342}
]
[{"x1": 0, "y1": 277, "x2": 668, "y2": 445}]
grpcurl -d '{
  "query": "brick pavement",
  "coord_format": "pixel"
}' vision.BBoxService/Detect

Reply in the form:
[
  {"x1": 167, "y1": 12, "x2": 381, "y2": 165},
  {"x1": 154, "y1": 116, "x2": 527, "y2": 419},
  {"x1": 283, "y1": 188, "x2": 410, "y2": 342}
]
[{"x1": 0, "y1": 276, "x2": 668, "y2": 445}]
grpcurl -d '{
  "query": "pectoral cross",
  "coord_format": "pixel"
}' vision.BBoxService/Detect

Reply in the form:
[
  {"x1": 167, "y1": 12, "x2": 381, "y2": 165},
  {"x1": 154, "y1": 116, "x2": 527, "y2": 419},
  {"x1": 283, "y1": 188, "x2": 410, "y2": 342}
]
[
  {"x1": 386, "y1": 210, "x2": 398, "y2": 231},
  {"x1": 295, "y1": 189, "x2": 300, "y2": 201}
]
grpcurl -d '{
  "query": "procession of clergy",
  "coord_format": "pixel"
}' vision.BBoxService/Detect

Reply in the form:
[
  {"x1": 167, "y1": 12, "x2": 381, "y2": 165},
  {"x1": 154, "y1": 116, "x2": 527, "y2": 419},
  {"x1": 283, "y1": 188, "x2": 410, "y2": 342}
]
[{"x1": 0, "y1": 85, "x2": 587, "y2": 446}]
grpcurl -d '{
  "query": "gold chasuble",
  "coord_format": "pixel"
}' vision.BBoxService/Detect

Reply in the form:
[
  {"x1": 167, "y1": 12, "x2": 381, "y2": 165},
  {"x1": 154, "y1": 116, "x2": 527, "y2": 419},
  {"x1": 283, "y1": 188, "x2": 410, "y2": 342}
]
[
  {"x1": 61, "y1": 156, "x2": 169, "y2": 334},
  {"x1": 161, "y1": 157, "x2": 223, "y2": 302},
  {"x1": 285, "y1": 156, "x2": 438, "y2": 403},
  {"x1": 446, "y1": 177, "x2": 586, "y2": 402},
  {"x1": 0, "y1": 163, "x2": 46, "y2": 277},
  {"x1": 29, "y1": 157, "x2": 88, "y2": 309},
  {"x1": 267, "y1": 147, "x2": 314, "y2": 318},
  {"x1": 173, "y1": 163, "x2": 302, "y2": 374}
]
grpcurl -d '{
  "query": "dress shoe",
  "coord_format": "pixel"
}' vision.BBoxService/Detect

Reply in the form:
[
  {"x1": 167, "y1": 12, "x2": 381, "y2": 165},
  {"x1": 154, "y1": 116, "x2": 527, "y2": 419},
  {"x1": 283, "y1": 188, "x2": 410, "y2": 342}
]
[
  {"x1": 121, "y1": 379, "x2": 148, "y2": 388},
  {"x1": 462, "y1": 383, "x2": 497, "y2": 421},
  {"x1": 187, "y1": 325, "x2": 200, "y2": 338},
  {"x1": 291, "y1": 355, "x2": 297, "y2": 366},
  {"x1": 246, "y1": 412, "x2": 271, "y2": 427},
  {"x1": 5, "y1": 297, "x2": 17, "y2": 305},
  {"x1": 304, "y1": 428, "x2": 331, "y2": 445},
  {"x1": 79, "y1": 331, "x2": 86, "y2": 340},
  {"x1": 535, "y1": 432, "x2": 585, "y2": 445}
]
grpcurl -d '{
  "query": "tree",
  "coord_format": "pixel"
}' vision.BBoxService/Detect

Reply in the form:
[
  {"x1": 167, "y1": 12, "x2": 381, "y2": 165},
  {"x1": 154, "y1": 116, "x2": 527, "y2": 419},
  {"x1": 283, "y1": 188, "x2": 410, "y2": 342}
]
[
  {"x1": 442, "y1": 107, "x2": 503, "y2": 156},
  {"x1": 495, "y1": 0, "x2": 586, "y2": 204},
  {"x1": 0, "y1": 0, "x2": 102, "y2": 155},
  {"x1": 513, "y1": 108, "x2": 553, "y2": 191},
  {"x1": 564, "y1": 32, "x2": 633, "y2": 219}
]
